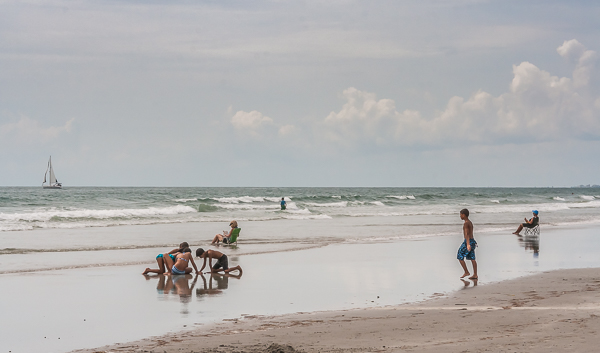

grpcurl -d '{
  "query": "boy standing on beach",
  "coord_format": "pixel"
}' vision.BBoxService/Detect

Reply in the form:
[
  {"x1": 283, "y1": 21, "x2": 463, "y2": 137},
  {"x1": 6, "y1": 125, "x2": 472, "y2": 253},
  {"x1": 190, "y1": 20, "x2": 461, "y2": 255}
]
[{"x1": 458, "y1": 209, "x2": 478, "y2": 279}]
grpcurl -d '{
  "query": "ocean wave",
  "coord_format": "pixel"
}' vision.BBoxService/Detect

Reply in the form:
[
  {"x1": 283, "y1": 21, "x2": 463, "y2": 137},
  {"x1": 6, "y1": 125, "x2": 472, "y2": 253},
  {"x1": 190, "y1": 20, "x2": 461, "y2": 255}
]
[
  {"x1": 304, "y1": 201, "x2": 348, "y2": 207},
  {"x1": 553, "y1": 197, "x2": 566, "y2": 201},
  {"x1": 370, "y1": 201, "x2": 385, "y2": 206},
  {"x1": 387, "y1": 195, "x2": 416, "y2": 200},
  {"x1": 174, "y1": 198, "x2": 198, "y2": 203},
  {"x1": 0, "y1": 205, "x2": 197, "y2": 222},
  {"x1": 568, "y1": 200, "x2": 600, "y2": 209},
  {"x1": 490, "y1": 200, "x2": 500, "y2": 203},
  {"x1": 212, "y1": 196, "x2": 268, "y2": 203},
  {"x1": 580, "y1": 195, "x2": 596, "y2": 201}
]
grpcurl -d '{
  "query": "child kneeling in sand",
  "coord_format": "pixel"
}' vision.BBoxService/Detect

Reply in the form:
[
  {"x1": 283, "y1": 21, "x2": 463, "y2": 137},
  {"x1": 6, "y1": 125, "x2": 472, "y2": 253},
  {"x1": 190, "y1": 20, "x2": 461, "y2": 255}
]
[
  {"x1": 457, "y1": 208, "x2": 478, "y2": 280},
  {"x1": 164, "y1": 247, "x2": 199, "y2": 275},
  {"x1": 196, "y1": 248, "x2": 242, "y2": 275},
  {"x1": 143, "y1": 242, "x2": 189, "y2": 275}
]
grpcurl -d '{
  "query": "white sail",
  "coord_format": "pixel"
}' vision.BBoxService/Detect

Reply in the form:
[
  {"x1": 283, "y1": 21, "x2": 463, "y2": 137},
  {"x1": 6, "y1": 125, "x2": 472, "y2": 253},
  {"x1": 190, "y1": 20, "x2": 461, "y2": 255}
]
[
  {"x1": 49, "y1": 160, "x2": 57, "y2": 185},
  {"x1": 43, "y1": 156, "x2": 62, "y2": 189}
]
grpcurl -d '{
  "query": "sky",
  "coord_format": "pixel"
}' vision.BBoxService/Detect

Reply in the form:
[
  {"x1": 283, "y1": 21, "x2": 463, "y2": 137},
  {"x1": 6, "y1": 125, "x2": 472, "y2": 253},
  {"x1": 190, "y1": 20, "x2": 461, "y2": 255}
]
[{"x1": 1, "y1": 0, "x2": 599, "y2": 187}]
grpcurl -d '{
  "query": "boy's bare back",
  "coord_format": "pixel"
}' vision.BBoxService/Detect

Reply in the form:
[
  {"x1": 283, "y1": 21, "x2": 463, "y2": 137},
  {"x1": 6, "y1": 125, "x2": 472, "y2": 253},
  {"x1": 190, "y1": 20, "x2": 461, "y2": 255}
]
[{"x1": 463, "y1": 219, "x2": 473, "y2": 240}]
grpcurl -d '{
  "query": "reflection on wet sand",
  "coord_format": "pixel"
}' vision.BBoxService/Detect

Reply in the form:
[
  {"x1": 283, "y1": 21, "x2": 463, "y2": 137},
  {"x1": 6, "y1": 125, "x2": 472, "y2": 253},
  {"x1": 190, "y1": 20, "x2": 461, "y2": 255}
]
[
  {"x1": 197, "y1": 272, "x2": 242, "y2": 298},
  {"x1": 460, "y1": 278, "x2": 478, "y2": 288},
  {"x1": 518, "y1": 234, "x2": 540, "y2": 257},
  {"x1": 145, "y1": 274, "x2": 199, "y2": 314}
]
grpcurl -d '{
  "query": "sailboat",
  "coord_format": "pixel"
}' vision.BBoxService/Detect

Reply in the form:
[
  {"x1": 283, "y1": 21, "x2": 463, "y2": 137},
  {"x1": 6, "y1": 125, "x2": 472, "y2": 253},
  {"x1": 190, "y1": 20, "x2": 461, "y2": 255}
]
[{"x1": 42, "y1": 156, "x2": 62, "y2": 189}]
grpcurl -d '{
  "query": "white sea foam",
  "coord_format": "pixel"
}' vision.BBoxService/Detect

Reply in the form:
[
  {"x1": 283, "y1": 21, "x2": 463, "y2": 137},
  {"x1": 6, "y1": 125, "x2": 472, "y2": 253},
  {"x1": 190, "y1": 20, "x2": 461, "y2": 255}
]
[
  {"x1": 387, "y1": 195, "x2": 416, "y2": 200},
  {"x1": 331, "y1": 195, "x2": 342, "y2": 199},
  {"x1": 370, "y1": 201, "x2": 385, "y2": 206},
  {"x1": 304, "y1": 201, "x2": 348, "y2": 207},
  {"x1": 553, "y1": 197, "x2": 566, "y2": 201},
  {"x1": 0, "y1": 205, "x2": 196, "y2": 222},
  {"x1": 212, "y1": 196, "x2": 268, "y2": 203},
  {"x1": 490, "y1": 200, "x2": 500, "y2": 203},
  {"x1": 580, "y1": 195, "x2": 596, "y2": 201},
  {"x1": 282, "y1": 213, "x2": 332, "y2": 220},
  {"x1": 174, "y1": 198, "x2": 197, "y2": 203},
  {"x1": 568, "y1": 200, "x2": 600, "y2": 209}
]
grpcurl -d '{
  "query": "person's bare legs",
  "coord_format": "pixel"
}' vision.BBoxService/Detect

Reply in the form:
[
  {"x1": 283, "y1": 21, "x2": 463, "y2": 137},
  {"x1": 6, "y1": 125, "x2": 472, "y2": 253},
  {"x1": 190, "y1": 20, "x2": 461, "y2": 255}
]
[
  {"x1": 459, "y1": 260, "x2": 470, "y2": 278},
  {"x1": 469, "y1": 260, "x2": 478, "y2": 279},
  {"x1": 224, "y1": 265, "x2": 242, "y2": 275},
  {"x1": 211, "y1": 234, "x2": 224, "y2": 244},
  {"x1": 163, "y1": 253, "x2": 175, "y2": 274},
  {"x1": 513, "y1": 224, "x2": 524, "y2": 235},
  {"x1": 143, "y1": 256, "x2": 167, "y2": 274}
]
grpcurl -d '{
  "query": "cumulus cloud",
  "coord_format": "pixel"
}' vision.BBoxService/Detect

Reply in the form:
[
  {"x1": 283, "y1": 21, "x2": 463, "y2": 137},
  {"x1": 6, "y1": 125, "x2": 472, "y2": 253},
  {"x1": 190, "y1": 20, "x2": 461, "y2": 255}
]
[
  {"x1": 231, "y1": 110, "x2": 273, "y2": 130},
  {"x1": 321, "y1": 39, "x2": 600, "y2": 147},
  {"x1": 0, "y1": 116, "x2": 74, "y2": 145}
]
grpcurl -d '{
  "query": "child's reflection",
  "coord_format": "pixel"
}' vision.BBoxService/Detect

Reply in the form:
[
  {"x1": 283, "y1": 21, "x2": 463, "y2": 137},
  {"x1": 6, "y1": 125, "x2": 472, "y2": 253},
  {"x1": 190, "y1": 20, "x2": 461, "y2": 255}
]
[{"x1": 196, "y1": 272, "x2": 242, "y2": 298}]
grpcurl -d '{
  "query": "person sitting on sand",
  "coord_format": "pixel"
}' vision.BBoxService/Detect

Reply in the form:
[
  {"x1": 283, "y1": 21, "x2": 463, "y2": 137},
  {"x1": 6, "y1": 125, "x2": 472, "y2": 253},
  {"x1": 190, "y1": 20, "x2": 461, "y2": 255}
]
[
  {"x1": 143, "y1": 242, "x2": 189, "y2": 275},
  {"x1": 196, "y1": 248, "x2": 242, "y2": 275},
  {"x1": 457, "y1": 208, "x2": 478, "y2": 280},
  {"x1": 164, "y1": 247, "x2": 199, "y2": 275},
  {"x1": 513, "y1": 210, "x2": 539, "y2": 236},
  {"x1": 211, "y1": 220, "x2": 238, "y2": 244}
]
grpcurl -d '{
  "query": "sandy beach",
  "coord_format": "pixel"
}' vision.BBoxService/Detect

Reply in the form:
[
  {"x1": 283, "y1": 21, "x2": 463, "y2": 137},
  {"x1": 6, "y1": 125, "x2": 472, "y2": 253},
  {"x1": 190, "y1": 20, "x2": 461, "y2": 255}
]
[{"x1": 73, "y1": 266, "x2": 600, "y2": 353}]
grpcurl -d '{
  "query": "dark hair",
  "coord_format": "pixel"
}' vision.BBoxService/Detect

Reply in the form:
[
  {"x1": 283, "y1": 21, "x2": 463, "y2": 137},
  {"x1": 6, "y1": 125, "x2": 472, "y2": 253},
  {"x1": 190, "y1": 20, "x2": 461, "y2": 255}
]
[
  {"x1": 196, "y1": 248, "x2": 205, "y2": 257},
  {"x1": 179, "y1": 242, "x2": 189, "y2": 249},
  {"x1": 182, "y1": 247, "x2": 191, "y2": 253},
  {"x1": 460, "y1": 208, "x2": 469, "y2": 217}
]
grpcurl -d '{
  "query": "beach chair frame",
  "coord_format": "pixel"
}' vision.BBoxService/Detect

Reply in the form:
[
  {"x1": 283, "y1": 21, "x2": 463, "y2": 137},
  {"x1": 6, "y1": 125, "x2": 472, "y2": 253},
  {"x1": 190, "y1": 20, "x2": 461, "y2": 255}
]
[{"x1": 524, "y1": 224, "x2": 540, "y2": 236}]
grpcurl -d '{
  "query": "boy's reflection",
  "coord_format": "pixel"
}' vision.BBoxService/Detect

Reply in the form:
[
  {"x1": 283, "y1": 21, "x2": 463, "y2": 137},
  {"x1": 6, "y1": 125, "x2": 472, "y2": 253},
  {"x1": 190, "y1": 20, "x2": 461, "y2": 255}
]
[
  {"x1": 196, "y1": 272, "x2": 242, "y2": 298},
  {"x1": 518, "y1": 234, "x2": 540, "y2": 257}
]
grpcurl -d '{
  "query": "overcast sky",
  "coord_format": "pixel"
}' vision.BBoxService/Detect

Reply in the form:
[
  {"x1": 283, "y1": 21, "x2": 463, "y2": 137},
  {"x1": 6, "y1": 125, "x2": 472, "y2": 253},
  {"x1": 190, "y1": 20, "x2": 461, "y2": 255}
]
[{"x1": 1, "y1": 0, "x2": 599, "y2": 187}]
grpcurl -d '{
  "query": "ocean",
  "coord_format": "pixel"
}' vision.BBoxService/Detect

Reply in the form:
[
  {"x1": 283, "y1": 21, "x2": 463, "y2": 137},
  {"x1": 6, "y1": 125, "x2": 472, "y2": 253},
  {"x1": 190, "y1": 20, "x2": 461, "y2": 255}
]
[{"x1": 1, "y1": 186, "x2": 599, "y2": 234}]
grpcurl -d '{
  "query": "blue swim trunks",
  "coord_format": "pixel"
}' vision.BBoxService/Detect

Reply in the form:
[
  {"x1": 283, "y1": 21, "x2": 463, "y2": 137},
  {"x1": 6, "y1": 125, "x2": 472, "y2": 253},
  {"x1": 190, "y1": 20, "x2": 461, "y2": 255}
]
[{"x1": 457, "y1": 239, "x2": 477, "y2": 260}]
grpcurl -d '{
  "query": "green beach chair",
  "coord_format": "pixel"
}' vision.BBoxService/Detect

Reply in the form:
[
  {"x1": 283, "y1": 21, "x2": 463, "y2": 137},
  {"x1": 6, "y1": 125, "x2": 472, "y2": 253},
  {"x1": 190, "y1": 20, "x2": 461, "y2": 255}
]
[{"x1": 225, "y1": 228, "x2": 241, "y2": 245}]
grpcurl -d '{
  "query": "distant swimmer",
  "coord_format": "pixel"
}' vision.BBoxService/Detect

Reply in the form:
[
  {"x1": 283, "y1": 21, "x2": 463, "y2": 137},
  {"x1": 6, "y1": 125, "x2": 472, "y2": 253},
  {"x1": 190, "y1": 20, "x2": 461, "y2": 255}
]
[
  {"x1": 513, "y1": 210, "x2": 539, "y2": 236},
  {"x1": 280, "y1": 197, "x2": 286, "y2": 210},
  {"x1": 196, "y1": 248, "x2": 242, "y2": 275},
  {"x1": 457, "y1": 209, "x2": 478, "y2": 280}
]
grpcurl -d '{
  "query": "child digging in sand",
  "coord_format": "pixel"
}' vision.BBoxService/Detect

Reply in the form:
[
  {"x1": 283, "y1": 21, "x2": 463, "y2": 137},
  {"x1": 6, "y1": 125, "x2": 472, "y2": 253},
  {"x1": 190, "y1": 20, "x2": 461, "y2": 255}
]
[
  {"x1": 196, "y1": 248, "x2": 242, "y2": 275},
  {"x1": 457, "y1": 208, "x2": 478, "y2": 280}
]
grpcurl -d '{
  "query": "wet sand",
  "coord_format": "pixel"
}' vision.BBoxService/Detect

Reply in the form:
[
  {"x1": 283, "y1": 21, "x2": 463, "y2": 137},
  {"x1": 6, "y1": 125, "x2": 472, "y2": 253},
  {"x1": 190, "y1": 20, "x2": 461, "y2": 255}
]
[
  {"x1": 73, "y1": 267, "x2": 600, "y2": 353},
  {"x1": 3, "y1": 224, "x2": 600, "y2": 352}
]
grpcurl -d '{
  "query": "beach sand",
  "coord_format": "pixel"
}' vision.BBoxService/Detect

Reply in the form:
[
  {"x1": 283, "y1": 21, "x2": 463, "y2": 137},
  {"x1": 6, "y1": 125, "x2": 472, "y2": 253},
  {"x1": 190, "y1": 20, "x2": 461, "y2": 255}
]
[{"x1": 74, "y1": 267, "x2": 600, "y2": 353}]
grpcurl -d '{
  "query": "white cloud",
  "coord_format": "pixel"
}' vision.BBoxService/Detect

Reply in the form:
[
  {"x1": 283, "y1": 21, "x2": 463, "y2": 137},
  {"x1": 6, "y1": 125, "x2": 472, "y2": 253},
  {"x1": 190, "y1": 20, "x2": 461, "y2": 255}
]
[
  {"x1": 0, "y1": 116, "x2": 74, "y2": 145},
  {"x1": 321, "y1": 39, "x2": 600, "y2": 147},
  {"x1": 231, "y1": 110, "x2": 273, "y2": 130}
]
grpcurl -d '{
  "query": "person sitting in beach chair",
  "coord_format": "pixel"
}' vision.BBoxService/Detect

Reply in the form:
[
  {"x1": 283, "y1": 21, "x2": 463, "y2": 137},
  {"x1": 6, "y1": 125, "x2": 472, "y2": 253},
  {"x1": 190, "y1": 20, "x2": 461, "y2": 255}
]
[
  {"x1": 211, "y1": 220, "x2": 240, "y2": 245},
  {"x1": 163, "y1": 247, "x2": 200, "y2": 275},
  {"x1": 196, "y1": 248, "x2": 242, "y2": 275},
  {"x1": 143, "y1": 242, "x2": 189, "y2": 275},
  {"x1": 513, "y1": 210, "x2": 539, "y2": 236}
]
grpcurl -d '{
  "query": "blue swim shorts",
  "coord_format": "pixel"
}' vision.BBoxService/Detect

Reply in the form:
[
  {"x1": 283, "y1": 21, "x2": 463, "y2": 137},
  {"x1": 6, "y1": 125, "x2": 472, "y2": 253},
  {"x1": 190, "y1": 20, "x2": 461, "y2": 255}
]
[{"x1": 457, "y1": 239, "x2": 477, "y2": 261}]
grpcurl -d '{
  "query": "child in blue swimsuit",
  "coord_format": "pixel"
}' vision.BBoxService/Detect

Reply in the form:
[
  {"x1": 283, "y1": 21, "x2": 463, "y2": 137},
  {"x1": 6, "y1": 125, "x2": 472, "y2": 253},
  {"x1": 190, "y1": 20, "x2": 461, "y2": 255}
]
[{"x1": 143, "y1": 242, "x2": 189, "y2": 275}]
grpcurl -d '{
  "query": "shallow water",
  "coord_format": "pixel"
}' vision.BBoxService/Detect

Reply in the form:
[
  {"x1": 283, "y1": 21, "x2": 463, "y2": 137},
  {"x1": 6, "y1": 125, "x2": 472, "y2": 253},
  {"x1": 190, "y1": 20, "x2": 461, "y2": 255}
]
[{"x1": 2, "y1": 224, "x2": 600, "y2": 353}]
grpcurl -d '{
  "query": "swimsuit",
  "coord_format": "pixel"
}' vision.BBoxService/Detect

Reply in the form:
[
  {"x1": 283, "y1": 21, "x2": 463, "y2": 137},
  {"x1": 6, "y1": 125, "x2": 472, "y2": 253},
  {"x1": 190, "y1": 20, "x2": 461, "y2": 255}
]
[
  {"x1": 156, "y1": 253, "x2": 177, "y2": 261},
  {"x1": 171, "y1": 256, "x2": 190, "y2": 275},
  {"x1": 457, "y1": 239, "x2": 477, "y2": 261},
  {"x1": 171, "y1": 266, "x2": 187, "y2": 275},
  {"x1": 213, "y1": 254, "x2": 229, "y2": 270}
]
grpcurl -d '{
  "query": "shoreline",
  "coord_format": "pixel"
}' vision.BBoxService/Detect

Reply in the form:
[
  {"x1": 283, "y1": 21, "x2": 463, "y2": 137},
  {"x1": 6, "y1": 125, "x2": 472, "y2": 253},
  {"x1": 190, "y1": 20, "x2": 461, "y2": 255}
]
[{"x1": 72, "y1": 266, "x2": 600, "y2": 353}]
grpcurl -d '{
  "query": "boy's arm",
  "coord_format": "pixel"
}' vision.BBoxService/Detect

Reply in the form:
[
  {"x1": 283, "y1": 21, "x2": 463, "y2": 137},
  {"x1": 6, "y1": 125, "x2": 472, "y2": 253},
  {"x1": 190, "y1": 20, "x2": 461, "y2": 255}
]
[
  {"x1": 168, "y1": 248, "x2": 180, "y2": 255},
  {"x1": 190, "y1": 255, "x2": 199, "y2": 274},
  {"x1": 208, "y1": 253, "x2": 214, "y2": 272},
  {"x1": 198, "y1": 257, "x2": 207, "y2": 272}
]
